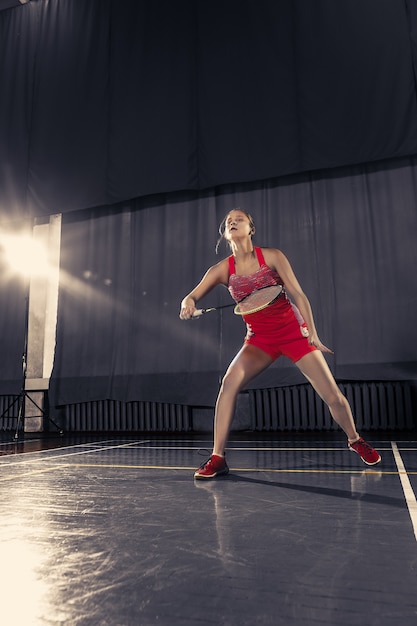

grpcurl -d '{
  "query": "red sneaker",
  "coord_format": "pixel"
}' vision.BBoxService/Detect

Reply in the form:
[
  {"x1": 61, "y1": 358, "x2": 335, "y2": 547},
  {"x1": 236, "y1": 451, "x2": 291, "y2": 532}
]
[
  {"x1": 194, "y1": 454, "x2": 229, "y2": 480},
  {"x1": 348, "y1": 437, "x2": 381, "y2": 466}
]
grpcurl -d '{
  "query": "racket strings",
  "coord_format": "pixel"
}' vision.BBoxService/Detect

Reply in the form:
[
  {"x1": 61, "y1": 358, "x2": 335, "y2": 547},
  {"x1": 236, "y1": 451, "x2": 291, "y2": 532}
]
[{"x1": 234, "y1": 284, "x2": 283, "y2": 315}]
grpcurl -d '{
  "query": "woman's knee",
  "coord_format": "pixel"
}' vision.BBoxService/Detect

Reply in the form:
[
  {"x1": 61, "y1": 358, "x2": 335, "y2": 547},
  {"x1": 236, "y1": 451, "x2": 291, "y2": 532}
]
[
  {"x1": 220, "y1": 368, "x2": 245, "y2": 395},
  {"x1": 325, "y1": 388, "x2": 347, "y2": 411}
]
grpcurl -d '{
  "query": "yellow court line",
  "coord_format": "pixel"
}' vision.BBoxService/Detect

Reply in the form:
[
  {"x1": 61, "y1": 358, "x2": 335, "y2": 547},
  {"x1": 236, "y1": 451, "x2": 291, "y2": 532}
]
[
  {"x1": 43, "y1": 462, "x2": 417, "y2": 475},
  {"x1": 0, "y1": 465, "x2": 69, "y2": 482},
  {"x1": 0, "y1": 462, "x2": 415, "y2": 481}
]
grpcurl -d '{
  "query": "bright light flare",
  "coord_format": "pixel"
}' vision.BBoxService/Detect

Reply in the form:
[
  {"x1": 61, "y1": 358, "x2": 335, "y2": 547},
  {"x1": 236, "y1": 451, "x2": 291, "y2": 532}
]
[{"x1": 0, "y1": 233, "x2": 51, "y2": 278}]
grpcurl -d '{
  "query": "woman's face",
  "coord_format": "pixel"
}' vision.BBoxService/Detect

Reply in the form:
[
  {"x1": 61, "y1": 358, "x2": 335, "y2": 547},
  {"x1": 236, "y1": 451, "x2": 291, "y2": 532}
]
[{"x1": 224, "y1": 210, "x2": 253, "y2": 241}]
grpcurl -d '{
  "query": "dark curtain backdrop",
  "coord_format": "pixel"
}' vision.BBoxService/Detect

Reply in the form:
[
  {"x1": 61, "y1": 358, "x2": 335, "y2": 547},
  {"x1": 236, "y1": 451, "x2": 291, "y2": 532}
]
[
  {"x1": 1, "y1": 0, "x2": 417, "y2": 407},
  {"x1": 48, "y1": 156, "x2": 417, "y2": 408},
  {"x1": 0, "y1": 0, "x2": 417, "y2": 221}
]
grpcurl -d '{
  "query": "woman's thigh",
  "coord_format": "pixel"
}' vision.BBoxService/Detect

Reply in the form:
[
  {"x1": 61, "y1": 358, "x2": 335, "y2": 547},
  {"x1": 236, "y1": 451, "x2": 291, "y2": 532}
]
[
  {"x1": 295, "y1": 350, "x2": 341, "y2": 403},
  {"x1": 223, "y1": 344, "x2": 274, "y2": 391}
]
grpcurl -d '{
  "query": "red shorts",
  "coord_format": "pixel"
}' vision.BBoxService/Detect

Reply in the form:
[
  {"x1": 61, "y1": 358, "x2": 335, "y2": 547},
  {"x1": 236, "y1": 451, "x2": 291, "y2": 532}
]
[{"x1": 243, "y1": 299, "x2": 317, "y2": 363}]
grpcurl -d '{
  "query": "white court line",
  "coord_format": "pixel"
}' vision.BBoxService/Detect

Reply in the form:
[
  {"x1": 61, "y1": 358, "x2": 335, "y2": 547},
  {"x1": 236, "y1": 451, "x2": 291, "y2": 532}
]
[
  {"x1": 0, "y1": 439, "x2": 150, "y2": 466},
  {"x1": 391, "y1": 441, "x2": 417, "y2": 542},
  {"x1": 116, "y1": 442, "x2": 409, "y2": 453},
  {"x1": 0, "y1": 438, "x2": 121, "y2": 451}
]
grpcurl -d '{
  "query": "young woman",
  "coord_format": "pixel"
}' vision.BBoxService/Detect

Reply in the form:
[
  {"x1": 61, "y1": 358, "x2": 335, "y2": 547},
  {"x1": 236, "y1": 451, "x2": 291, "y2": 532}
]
[{"x1": 180, "y1": 209, "x2": 381, "y2": 479}]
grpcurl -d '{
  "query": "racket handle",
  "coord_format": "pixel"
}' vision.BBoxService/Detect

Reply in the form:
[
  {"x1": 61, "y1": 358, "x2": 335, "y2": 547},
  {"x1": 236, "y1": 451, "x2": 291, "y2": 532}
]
[{"x1": 192, "y1": 308, "x2": 204, "y2": 318}]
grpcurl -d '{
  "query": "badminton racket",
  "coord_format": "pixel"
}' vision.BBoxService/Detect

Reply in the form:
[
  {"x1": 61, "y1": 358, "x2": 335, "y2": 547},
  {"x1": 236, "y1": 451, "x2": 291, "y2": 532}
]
[{"x1": 192, "y1": 284, "x2": 283, "y2": 318}]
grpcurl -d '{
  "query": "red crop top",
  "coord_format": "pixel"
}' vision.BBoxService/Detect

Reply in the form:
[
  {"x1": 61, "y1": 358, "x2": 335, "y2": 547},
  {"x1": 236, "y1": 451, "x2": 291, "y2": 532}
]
[{"x1": 228, "y1": 247, "x2": 284, "y2": 303}]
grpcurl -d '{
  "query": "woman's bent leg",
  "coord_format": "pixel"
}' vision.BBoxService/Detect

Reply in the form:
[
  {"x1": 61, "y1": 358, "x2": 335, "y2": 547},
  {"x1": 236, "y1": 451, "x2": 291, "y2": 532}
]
[
  {"x1": 213, "y1": 344, "x2": 273, "y2": 456},
  {"x1": 194, "y1": 344, "x2": 273, "y2": 478}
]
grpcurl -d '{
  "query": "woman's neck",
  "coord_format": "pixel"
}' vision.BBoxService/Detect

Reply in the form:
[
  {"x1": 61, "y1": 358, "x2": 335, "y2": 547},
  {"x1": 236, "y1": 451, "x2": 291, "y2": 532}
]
[{"x1": 231, "y1": 240, "x2": 254, "y2": 259}]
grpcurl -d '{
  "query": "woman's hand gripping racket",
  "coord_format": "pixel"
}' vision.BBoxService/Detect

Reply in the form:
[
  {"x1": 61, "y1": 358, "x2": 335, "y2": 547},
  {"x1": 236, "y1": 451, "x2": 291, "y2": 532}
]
[{"x1": 192, "y1": 284, "x2": 283, "y2": 318}]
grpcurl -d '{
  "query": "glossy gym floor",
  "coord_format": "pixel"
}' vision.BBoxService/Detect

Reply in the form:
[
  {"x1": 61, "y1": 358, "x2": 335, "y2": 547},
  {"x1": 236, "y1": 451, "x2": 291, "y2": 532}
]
[{"x1": 0, "y1": 431, "x2": 416, "y2": 626}]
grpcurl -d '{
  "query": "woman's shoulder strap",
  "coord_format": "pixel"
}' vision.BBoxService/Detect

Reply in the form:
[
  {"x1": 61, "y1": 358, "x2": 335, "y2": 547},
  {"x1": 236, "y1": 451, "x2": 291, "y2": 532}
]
[
  {"x1": 228, "y1": 254, "x2": 235, "y2": 275},
  {"x1": 255, "y1": 246, "x2": 266, "y2": 265}
]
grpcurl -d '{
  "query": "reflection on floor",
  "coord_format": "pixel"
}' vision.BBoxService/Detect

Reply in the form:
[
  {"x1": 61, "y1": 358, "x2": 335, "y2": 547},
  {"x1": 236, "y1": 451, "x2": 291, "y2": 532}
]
[{"x1": 0, "y1": 431, "x2": 416, "y2": 626}]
